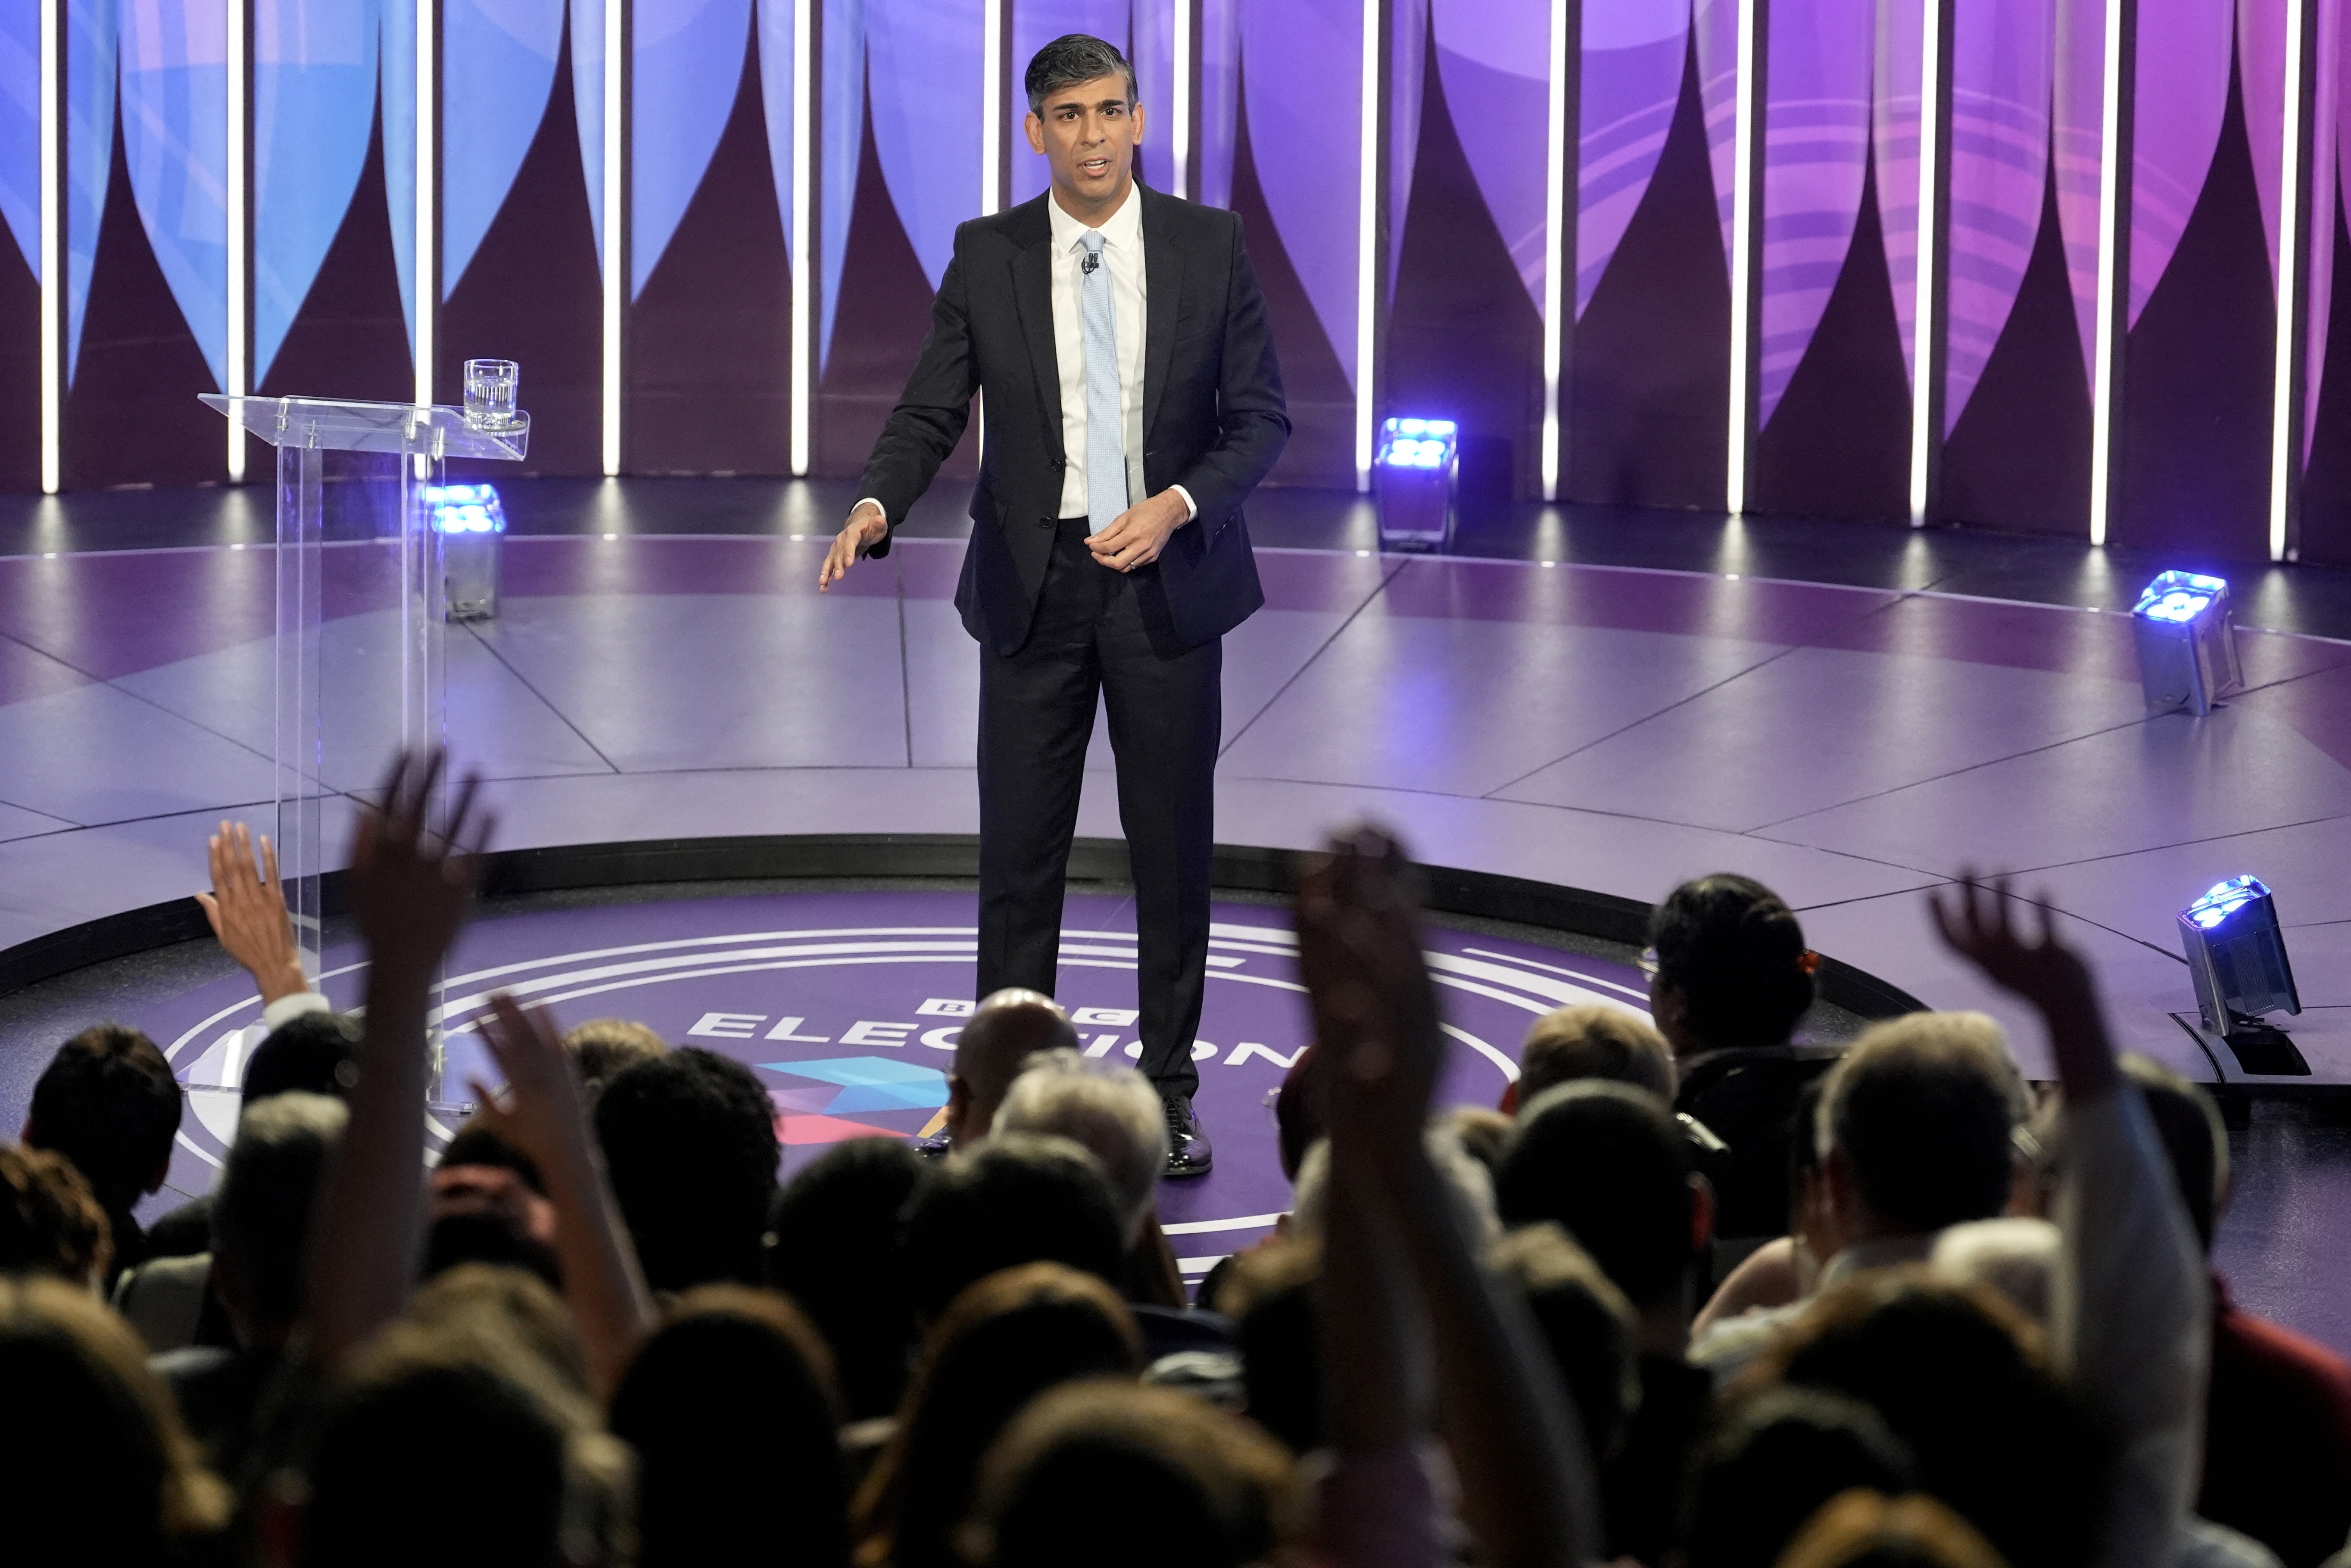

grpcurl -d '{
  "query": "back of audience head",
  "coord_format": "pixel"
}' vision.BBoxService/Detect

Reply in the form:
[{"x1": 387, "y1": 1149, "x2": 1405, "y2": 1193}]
[
  {"x1": 296, "y1": 1313, "x2": 612, "y2": 1568},
  {"x1": 1497, "y1": 1080, "x2": 1707, "y2": 1322},
  {"x1": 900, "y1": 1132, "x2": 1126, "y2": 1323},
  {"x1": 855, "y1": 1261, "x2": 1142, "y2": 1568},
  {"x1": 0, "y1": 1272, "x2": 229, "y2": 1565},
  {"x1": 426, "y1": 1123, "x2": 561, "y2": 1288},
  {"x1": 1754, "y1": 1272, "x2": 2098, "y2": 1568},
  {"x1": 1818, "y1": 1013, "x2": 2025, "y2": 1246},
  {"x1": 1289, "y1": 1122, "x2": 1499, "y2": 1249},
  {"x1": 1213, "y1": 1236, "x2": 1322, "y2": 1454},
  {"x1": 403, "y1": 1263, "x2": 591, "y2": 1400},
  {"x1": 1683, "y1": 1386, "x2": 1916, "y2": 1568},
  {"x1": 769, "y1": 1136, "x2": 930, "y2": 1421},
  {"x1": 0, "y1": 1143, "x2": 112, "y2": 1288},
  {"x1": 1773, "y1": 1490, "x2": 2014, "y2": 1568},
  {"x1": 241, "y1": 1011, "x2": 362, "y2": 1104},
  {"x1": 24, "y1": 1023, "x2": 181, "y2": 1216},
  {"x1": 1516, "y1": 1003, "x2": 1677, "y2": 1105},
  {"x1": 594, "y1": 1046, "x2": 780, "y2": 1291},
  {"x1": 1649, "y1": 874, "x2": 1815, "y2": 1053},
  {"x1": 1441, "y1": 1104, "x2": 1513, "y2": 1179},
  {"x1": 945, "y1": 990, "x2": 1077, "y2": 1144},
  {"x1": 964, "y1": 1379, "x2": 1297, "y2": 1568},
  {"x1": 2116, "y1": 1052, "x2": 2229, "y2": 1252},
  {"x1": 611, "y1": 1284, "x2": 850, "y2": 1568},
  {"x1": 561, "y1": 1017, "x2": 667, "y2": 1101},
  {"x1": 212, "y1": 1091, "x2": 346, "y2": 1348},
  {"x1": 993, "y1": 1051, "x2": 1168, "y2": 1244},
  {"x1": 1489, "y1": 1222, "x2": 1642, "y2": 1459}
]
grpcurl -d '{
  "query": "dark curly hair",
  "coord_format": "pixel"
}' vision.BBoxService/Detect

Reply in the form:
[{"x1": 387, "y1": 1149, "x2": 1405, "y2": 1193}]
[
  {"x1": 26, "y1": 1025, "x2": 182, "y2": 1213},
  {"x1": 1650, "y1": 874, "x2": 1815, "y2": 1048},
  {"x1": 594, "y1": 1048, "x2": 780, "y2": 1292}
]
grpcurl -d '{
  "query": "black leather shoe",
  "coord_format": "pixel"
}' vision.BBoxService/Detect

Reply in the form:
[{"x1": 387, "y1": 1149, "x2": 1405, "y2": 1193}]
[{"x1": 1163, "y1": 1095, "x2": 1213, "y2": 1178}]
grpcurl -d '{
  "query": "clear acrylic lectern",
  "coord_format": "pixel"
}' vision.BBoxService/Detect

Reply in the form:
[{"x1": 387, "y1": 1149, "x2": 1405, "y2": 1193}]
[{"x1": 201, "y1": 395, "x2": 529, "y2": 1036}]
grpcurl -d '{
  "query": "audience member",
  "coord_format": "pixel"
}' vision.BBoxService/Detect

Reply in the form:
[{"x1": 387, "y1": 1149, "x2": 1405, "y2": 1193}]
[
  {"x1": 1693, "y1": 1011, "x2": 2026, "y2": 1378},
  {"x1": 1771, "y1": 1489, "x2": 2014, "y2": 1568},
  {"x1": 0, "y1": 1272, "x2": 230, "y2": 1566},
  {"x1": 1488, "y1": 1222, "x2": 1641, "y2": 1460},
  {"x1": 994, "y1": 1051, "x2": 1167, "y2": 1246},
  {"x1": 2114, "y1": 1055, "x2": 2351, "y2": 1568},
  {"x1": 1649, "y1": 874, "x2": 1833, "y2": 1241},
  {"x1": 609, "y1": 1284, "x2": 850, "y2": 1568},
  {"x1": 898, "y1": 1133, "x2": 1127, "y2": 1324},
  {"x1": 1215, "y1": 1235, "x2": 1323, "y2": 1453},
  {"x1": 1681, "y1": 1386, "x2": 1918, "y2": 1568},
  {"x1": 1441, "y1": 1104, "x2": 1513, "y2": 1179},
  {"x1": 595, "y1": 1046, "x2": 780, "y2": 1292},
  {"x1": 423, "y1": 1124, "x2": 561, "y2": 1287},
  {"x1": 851, "y1": 1262, "x2": 1142, "y2": 1568},
  {"x1": 769, "y1": 1136, "x2": 931, "y2": 1421},
  {"x1": 1502, "y1": 1002, "x2": 1677, "y2": 1112},
  {"x1": 929, "y1": 988, "x2": 1078, "y2": 1154},
  {"x1": 562, "y1": 1017, "x2": 668, "y2": 1100},
  {"x1": 963, "y1": 1379, "x2": 1297, "y2": 1568},
  {"x1": 150, "y1": 1091, "x2": 345, "y2": 1475},
  {"x1": 23, "y1": 1023, "x2": 184, "y2": 1287},
  {"x1": 1496, "y1": 1079, "x2": 1715, "y2": 1561},
  {"x1": 0, "y1": 1142, "x2": 112, "y2": 1287},
  {"x1": 1693, "y1": 1077, "x2": 1830, "y2": 1336}
]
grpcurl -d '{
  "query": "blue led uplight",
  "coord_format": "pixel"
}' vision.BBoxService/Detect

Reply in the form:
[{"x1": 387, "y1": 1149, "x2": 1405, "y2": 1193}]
[
  {"x1": 424, "y1": 482, "x2": 506, "y2": 535},
  {"x1": 2185, "y1": 875, "x2": 2268, "y2": 930},
  {"x1": 1378, "y1": 417, "x2": 1458, "y2": 471},
  {"x1": 2133, "y1": 570, "x2": 2228, "y2": 624}
]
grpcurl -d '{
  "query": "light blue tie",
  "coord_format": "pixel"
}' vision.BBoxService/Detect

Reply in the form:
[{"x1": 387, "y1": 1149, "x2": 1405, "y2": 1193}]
[{"x1": 1079, "y1": 229, "x2": 1126, "y2": 534}]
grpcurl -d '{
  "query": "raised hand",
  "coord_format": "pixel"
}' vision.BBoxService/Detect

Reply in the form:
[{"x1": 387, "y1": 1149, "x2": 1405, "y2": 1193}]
[
  {"x1": 348, "y1": 748, "x2": 493, "y2": 982},
  {"x1": 195, "y1": 820, "x2": 309, "y2": 1005},
  {"x1": 1295, "y1": 827, "x2": 1444, "y2": 1162},
  {"x1": 468, "y1": 993, "x2": 590, "y2": 1173},
  {"x1": 819, "y1": 501, "x2": 890, "y2": 591},
  {"x1": 1930, "y1": 870, "x2": 2116, "y2": 1101}
]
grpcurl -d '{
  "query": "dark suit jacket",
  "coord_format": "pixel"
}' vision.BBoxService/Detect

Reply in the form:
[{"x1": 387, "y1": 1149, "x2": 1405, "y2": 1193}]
[{"x1": 857, "y1": 185, "x2": 1290, "y2": 656}]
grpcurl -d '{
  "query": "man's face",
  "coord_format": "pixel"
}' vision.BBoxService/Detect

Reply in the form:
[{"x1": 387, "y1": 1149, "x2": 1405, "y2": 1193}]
[{"x1": 1025, "y1": 73, "x2": 1145, "y2": 214}]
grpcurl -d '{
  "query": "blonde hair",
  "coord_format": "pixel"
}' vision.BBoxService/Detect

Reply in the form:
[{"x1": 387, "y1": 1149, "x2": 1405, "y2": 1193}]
[{"x1": 1519, "y1": 1004, "x2": 1677, "y2": 1101}]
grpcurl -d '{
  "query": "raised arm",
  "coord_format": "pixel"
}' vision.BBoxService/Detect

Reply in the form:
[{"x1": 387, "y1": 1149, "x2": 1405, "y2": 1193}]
[
  {"x1": 1930, "y1": 872, "x2": 2207, "y2": 1568},
  {"x1": 822, "y1": 247, "x2": 979, "y2": 590},
  {"x1": 305, "y1": 751, "x2": 492, "y2": 1369},
  {"x1": 1299, "y1": 829, "x2": 1598, "y2": 1568},
  {"x1": 469, "y1": 992, "x2": 656, "y2": 1400},
  {"x1": 196, "y1": 821, "x2": 318, "y2": 1017}
]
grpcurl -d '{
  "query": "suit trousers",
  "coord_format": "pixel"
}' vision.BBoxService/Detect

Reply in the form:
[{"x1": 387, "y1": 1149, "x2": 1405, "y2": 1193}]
[{"x1": 976, "y1": 519, "x2": 1221, "y2": 1101}]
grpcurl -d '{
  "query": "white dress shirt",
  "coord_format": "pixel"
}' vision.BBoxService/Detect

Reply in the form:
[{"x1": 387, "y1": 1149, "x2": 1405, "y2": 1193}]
[{"x1": 857, "y1": 183, "x2": 1192, "y2": 529}]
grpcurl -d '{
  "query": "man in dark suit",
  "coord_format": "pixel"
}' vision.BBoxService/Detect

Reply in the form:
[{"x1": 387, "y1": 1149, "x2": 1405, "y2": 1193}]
[{"x1": 820, "y1": 33, "x2": 1288, "y2": 1177}]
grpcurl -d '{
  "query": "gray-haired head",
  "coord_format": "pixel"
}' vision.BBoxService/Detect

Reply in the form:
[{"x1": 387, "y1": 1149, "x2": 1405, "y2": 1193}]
[
  {"x1": 1025, "y1": 33, "x2": 1137, "y2": 115},
  {"x1": 994, "y1": 1049, "x2": 1169, "y2": 1241},
  {"x1": 214, "y1": 1090, "x2": 348, "y2": 1334}
]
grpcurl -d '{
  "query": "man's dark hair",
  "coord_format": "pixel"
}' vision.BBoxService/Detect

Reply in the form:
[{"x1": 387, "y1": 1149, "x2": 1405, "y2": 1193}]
[
  {"x1": 2118, "y1": 1053, "x2": 2227, "y2": 1251},
  {"x1": 899, "y1": 1134, "x2": 1126, "y2": 1322},
  {"x1": 1682, "y1": 1387, "x2": 1916, "y2": 1568},
  {"x1": 1496, "y1": 1081, "x2": 1697, "y2": 1308},
  {"x1": 594, "y1": 1048, "x2": 780, "y2": 1292},
  {"x1": 1821, "y1": 1014, "x2": 2023, "y2": 1235},
  {"x1": 769, "y1": 1136, "x2": 930, "y2": 1420},
  {"x1": 1651, "y1": 874, "x2": 1815, "y2": 1048},
  {"x1": 440, "y1": 1123, "x2": 546, "y2": 1194},
  {"x1": 241, "y1": 1011, "x2": 362, "y2": 1103},
  {"x1": 26, "y1": 1025, "x2": 182, "y2": 1213},
  {"x1": 1025, "y1": 33, "x2": 1137, "y2": 115}
]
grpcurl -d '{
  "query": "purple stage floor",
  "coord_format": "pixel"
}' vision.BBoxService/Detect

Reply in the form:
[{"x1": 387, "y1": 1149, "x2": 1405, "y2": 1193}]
[{"x1": 1, "y1": 530, "x2": 2347, "y2": 1349}]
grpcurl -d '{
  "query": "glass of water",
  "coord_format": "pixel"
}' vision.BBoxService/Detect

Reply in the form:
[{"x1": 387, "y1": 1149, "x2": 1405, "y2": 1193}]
[{"x1": 462, "y1": 358, "x2": 520, "y2": 430}]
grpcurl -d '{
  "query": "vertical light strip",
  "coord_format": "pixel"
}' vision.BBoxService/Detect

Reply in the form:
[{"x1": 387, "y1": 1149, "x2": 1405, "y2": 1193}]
[
  {"x1": 1725, "y1": 0, "x2": 1761, "y2": 515},
  {"x1": 227, "y1": 0, "x2": 247, "y2": 480},
  {"x1": 2088, "y1": 0, "x2": 2126, "y2": 545},
  {"x1": 38, "y1": 0, "x2": 59, "y2": 495},
  {"x1": 982, "y1": 0, "x2": 1003, "y2": 214},
  {"x1": 1353, "y1": 0, "x2": 1379, "y2": 492},
  {"x1": 1540, "y1": 0, "x2": 1569, "y2": 500},
  {"x1": 2269, "y1": 0, "x2": 2307, "y2": 560},
  {"x1": 789, "y1": 0, "x2": 811, "y2": 475},
  {"x1": 603, "y1": 0, "x2": 625, "y2": 473},
  {"x1": 1172, "y1": 0, "x2": 1191, "y2": 197},
  {"x1": 1907, "y1": 0, "x2": 1942, "y2": 527},
  {"x1": 414, "y1": 0, "x2": 435, "y2": 408}
]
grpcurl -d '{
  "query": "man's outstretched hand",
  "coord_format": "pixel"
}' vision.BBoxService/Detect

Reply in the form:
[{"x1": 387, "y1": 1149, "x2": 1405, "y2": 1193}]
[
  {"x1": 819, "y1": 501, "x2": 890, "y2": 591},
  {"x1": 1929, "y1": 870, "x2": 2117, "y2": 1101},
  {"x1": 349, "y1": 749, "x2": 493, "y2": 983},
  {"x1": 1085, "y1": 490, "x2": 1189, "y2": 574},
  {"x1": 196, "y1": 821, "x2": 308, "y2": 1006}
]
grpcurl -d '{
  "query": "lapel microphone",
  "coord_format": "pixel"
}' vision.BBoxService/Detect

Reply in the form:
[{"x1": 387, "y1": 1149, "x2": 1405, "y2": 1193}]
[{"x1": 1082, "y1": 250, "x2": 1101, "y2": 274}]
